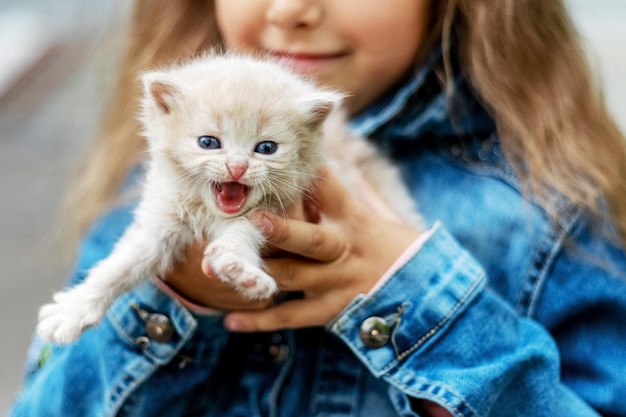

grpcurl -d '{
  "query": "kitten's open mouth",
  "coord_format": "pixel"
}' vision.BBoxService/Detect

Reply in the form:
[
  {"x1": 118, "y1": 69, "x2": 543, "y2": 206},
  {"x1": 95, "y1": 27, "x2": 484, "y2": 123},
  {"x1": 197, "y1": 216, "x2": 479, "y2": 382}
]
[{"x1": 212, "y1": 182, "x2": 250, "y2": 215}]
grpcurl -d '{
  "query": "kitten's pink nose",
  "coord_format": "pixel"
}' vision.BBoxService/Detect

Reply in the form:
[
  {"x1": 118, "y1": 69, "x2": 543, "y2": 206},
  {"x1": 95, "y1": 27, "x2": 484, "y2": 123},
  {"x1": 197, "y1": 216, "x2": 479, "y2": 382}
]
[{"x1": 226, "y1": 163, "x2": 248, "y2": 181}]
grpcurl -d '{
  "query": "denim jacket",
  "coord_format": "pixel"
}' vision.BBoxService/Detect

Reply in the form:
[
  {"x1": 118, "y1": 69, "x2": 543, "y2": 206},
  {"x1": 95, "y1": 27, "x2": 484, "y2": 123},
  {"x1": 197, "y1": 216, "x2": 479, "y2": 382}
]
[{"x1": 10, "y1": 51, "x2": 626, "y2": 417}]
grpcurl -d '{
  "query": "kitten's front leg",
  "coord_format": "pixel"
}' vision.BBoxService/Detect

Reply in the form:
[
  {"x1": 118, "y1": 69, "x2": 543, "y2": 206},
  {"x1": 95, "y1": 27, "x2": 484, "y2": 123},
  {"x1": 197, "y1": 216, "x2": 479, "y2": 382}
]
[
  {"x1": 37, "y1": 222, "x2": 180, "y2": 344},
  {"x1": 37, "y1": 277, "x2": 112, "y2": 344},
  {"x1": 206, "y1": 218, "x2": 278, "y2": 300}
]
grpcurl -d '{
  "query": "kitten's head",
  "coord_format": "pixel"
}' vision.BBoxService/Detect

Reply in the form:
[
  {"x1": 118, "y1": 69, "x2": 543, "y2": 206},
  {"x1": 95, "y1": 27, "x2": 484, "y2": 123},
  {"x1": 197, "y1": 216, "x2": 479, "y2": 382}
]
[{"x1": 140, "y1": 53, "x2": 343, "y2": 217}]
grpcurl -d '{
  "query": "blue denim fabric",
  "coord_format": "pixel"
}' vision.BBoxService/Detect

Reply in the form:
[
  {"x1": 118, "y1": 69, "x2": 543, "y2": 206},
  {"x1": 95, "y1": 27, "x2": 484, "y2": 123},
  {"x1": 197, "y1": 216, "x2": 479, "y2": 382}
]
[{"x1": 10, "y1": 51, "x2": 626, "y2": 417}]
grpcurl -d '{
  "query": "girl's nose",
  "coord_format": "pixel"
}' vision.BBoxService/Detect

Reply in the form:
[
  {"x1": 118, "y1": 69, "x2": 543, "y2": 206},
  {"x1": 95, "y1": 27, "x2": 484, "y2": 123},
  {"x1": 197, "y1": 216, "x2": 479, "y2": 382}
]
[{"x1": 266, "y1": 0, "x2": 323, "y2": 30}]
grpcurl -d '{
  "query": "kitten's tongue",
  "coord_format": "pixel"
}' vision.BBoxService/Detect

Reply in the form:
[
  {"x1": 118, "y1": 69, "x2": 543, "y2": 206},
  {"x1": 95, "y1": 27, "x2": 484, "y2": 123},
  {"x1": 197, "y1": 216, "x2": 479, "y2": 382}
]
[{"x1": 215, "y1": 182, "x2": 248, "y2": 214}]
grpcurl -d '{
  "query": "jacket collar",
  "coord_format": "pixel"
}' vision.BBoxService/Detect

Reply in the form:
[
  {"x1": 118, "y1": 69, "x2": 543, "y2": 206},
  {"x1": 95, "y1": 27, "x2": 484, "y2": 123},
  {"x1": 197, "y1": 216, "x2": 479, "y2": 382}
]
[{"x1": 349, "y1": 49, "x2": 496, "y2": 152}]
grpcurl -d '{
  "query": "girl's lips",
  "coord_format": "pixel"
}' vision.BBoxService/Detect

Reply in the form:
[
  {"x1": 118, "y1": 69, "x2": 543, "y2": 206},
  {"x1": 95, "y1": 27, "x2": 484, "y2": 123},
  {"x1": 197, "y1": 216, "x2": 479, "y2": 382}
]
[{"x1": 269, "y1": 51, "x2": 349, "y2": 73}]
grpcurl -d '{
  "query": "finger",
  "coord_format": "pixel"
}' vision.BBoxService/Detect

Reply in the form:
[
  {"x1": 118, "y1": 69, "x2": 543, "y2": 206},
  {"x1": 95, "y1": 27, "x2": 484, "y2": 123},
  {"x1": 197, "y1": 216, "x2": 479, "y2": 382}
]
[
  {"x1": 302, "y1": 194, "x2": 321, "y2": 223},
  {"x1": 224, "y1": 298, "x2": 338, "y2": 332},
  {"x1": 253, "y1": 211, "x2": 347, "y2": 262},
  {"x1": 264, "y1": 257, "x2": 329, "y2": 292},
  {"x1": 203, "y1": 291, "x2": 273, "y2": 311}
]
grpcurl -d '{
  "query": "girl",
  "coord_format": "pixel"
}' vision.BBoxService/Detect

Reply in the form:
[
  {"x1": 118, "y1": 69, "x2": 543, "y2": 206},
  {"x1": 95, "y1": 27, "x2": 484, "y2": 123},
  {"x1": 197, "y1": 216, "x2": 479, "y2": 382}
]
[{"x1": 11, "y1": 1, "x2": 626, "y2": 416}]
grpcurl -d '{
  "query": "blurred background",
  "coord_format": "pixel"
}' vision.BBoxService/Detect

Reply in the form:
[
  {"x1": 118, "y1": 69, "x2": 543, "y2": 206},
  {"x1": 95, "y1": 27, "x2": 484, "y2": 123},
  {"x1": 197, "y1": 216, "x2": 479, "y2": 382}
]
[
  {"x1": 0, "y1": 0, "x2": 625, "y2": 413},
  {"x1": 0, "y1": 0, "x2": 130, "y2": 412}
]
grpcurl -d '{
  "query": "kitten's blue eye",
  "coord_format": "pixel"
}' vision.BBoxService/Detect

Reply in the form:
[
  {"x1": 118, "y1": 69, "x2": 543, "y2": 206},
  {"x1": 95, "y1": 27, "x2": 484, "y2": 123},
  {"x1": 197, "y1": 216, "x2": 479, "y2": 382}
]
[
  {"x1": 254, "y1": 141, "x2": 278, "y2": 155},
  {"x1": 198, "y1": 135, "x2": 221, "y2": 149}
]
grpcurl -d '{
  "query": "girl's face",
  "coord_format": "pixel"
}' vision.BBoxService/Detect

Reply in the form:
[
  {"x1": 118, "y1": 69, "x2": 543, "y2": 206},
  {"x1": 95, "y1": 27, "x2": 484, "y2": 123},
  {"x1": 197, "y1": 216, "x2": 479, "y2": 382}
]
[{"x1": 216, "y1": 0, "x2": 432, "y2": 113}]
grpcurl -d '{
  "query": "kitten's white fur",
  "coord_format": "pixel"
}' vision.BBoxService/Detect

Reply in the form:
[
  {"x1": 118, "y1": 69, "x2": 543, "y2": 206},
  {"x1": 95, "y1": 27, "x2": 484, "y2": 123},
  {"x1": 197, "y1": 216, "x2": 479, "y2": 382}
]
[{"x1": 37, "y1": 53, "x2": 422, "y2": 344}]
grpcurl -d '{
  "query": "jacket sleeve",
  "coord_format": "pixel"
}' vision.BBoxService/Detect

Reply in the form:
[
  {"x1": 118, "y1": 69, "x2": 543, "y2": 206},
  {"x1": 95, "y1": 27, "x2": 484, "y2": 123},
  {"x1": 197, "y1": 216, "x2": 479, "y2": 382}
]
[
  {"x1": 9, "y1": 204, "x2": 231, "y2": 417},
  {"x1": 330, "y1": 223, "x2": 622, "y2": 417}
]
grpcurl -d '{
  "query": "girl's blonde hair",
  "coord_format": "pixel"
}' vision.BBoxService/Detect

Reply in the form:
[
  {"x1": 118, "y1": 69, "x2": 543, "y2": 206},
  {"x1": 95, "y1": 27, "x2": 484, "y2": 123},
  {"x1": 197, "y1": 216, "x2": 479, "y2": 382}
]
[
  {"x1": 443, "y1": 0, "x2": 626, "y2": 243},
  {"x1": 64, "y1": 0, "x2": 626, "y2": 253}
]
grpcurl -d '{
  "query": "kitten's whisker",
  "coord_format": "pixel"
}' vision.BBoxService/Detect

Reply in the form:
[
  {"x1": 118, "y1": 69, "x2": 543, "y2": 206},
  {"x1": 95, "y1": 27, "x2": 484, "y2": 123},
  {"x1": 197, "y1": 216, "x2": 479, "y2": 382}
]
[
  {"x1": 182, "y1": 175, "x2": 206, "y2": 199},
  {"x1": 265, "y1": 174, "x2": 309, "y2": 195},
  {"x1": 257, "y1": 180, "x2": 277, "y2": 217},
  {"x1": 266, "y1": 170, "x2": 326, "y2": 209},
  {"x1": 263, "y1": 179, "x2": 290, "y2": 216}
]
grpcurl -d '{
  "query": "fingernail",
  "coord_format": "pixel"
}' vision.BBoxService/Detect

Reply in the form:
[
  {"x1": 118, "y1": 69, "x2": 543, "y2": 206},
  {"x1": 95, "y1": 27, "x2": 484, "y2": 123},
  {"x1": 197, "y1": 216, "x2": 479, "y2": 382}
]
[{"x1": 225, "y1": 316, "x2": 244, "y2": 332}]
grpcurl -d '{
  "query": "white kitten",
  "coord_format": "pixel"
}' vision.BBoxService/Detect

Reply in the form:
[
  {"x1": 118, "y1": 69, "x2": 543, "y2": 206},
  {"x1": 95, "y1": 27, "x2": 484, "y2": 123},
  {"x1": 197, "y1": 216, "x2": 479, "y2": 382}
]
[{"x1": 37, "y1": 53, "x2": 422, "y2": 344}]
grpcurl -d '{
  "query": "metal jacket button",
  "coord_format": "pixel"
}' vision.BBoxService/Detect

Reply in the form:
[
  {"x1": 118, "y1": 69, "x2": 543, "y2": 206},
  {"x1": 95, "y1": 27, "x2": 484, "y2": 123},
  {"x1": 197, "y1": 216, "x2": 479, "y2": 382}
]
[
  {"x1": 359, "y1": 316, "x2": 390, "y2": 349},
  {"x1": 145, "y1": 313, "x2": 175, "y2": 343},
  {"x1": 131, "y1": 303, "x2": 176, "y2": 344}
]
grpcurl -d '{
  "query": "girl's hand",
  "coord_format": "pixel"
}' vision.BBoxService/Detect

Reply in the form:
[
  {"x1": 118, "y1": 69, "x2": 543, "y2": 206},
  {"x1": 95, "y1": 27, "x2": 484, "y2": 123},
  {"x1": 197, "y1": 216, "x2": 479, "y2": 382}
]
[
  {"x1": 224, "y1": 168, "x2": 422, "y2": 332},
  {"x1": 162, "y1": 190, "x2": 314, "y2": 311},
  {"x1": 163, "y1": 241, "x2": 273, "y2": 311}
]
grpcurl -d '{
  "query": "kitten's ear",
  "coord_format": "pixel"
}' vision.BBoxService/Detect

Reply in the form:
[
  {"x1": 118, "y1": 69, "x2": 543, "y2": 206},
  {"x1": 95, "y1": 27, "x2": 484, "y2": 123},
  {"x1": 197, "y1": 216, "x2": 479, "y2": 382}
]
[
  {"x1": 142, "y1": 72, "x2": 182, "y2": 115},
  {"x1": 300, "y1": 90, "x2": 344, "y2": 128}
]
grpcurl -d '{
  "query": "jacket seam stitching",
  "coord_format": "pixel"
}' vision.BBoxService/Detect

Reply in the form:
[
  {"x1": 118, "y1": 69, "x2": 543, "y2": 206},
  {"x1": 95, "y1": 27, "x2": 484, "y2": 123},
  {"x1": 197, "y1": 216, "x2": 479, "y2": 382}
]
[
  {"x1": 516, "y1": 206, "x2": 581, "y2": 317},
  {"x1": 385, "y1": 264, "x2": 485, "y2": 368},
  {"x1": 390, "y1": 378, "x2": 479, "y2": 417}
]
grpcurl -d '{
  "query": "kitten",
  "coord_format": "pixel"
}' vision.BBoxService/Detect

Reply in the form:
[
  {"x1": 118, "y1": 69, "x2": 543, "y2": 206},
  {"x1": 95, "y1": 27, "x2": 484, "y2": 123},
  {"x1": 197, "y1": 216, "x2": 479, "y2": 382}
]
[{"x1": 37, "y1": 53, "x2": 423, "y2": 344}]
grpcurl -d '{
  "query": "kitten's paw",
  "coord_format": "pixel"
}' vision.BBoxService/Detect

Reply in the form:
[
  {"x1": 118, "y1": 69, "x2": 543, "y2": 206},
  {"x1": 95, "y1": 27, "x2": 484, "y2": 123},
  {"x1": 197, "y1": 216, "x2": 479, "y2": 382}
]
[
  {"x1": 36, "y1": 288, "x2": 107, "y2": 344},
  {"x1": 207, "y1": 244, "x2": 278, "y2": 300},
  {"x1": 231, "y1": 267, "x2": 279, "y2": 300}
]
